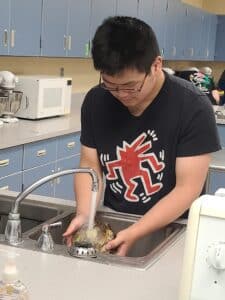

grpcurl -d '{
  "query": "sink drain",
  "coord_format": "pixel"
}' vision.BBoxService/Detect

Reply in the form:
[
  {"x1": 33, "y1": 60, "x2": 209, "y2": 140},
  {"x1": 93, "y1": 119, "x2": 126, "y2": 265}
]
[{"x1": 68, "y1": 241, "x2": 97, "y2": 258}]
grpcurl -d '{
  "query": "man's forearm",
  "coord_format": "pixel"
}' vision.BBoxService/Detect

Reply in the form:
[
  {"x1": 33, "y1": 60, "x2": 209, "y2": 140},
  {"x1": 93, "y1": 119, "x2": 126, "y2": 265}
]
[{"x1": 129, "y1": 185, "x2": 201, "y2": 240}]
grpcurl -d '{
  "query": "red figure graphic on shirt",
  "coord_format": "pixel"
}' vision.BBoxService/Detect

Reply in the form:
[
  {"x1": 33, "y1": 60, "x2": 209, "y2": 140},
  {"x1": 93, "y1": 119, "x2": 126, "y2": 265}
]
[{"x1": 106, "y1": 132, "x2": 165, "y2": 202}]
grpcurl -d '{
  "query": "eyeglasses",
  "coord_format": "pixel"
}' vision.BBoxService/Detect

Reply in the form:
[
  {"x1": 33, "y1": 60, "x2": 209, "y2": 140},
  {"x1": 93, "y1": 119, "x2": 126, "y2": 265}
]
[{"x1": 99, "y1": 73, "x2": 148, "y2": 94}]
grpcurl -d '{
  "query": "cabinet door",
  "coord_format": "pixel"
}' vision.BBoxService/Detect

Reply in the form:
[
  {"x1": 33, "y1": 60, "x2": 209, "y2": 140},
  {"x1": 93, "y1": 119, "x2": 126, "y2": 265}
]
[
  {"x1": 207, "y1": 14, "x2": 217, "y2": 61},
  {"x1": 10, "y1": 0, "x2": 42, "y2": 56},
  {"x1": 138, "y1": 0, "x2": 154, "y2": 24},
  {"x1": 89, "y1": 0, "x2": 117, "y2": 42},
  {"x1": 23, "y1": 163, "x2": 55, "y2": 197},
  {"x1": 57, "y1": 133, "x2": 81, "y2": 160},
  {"x1": 55, "y1": 155, "x2": 80, "y2": 200},
  {"x1": 215, "y1": 16, "x2": 225, "y2": 61},
  {"x1": 207, "y1": 169, "x2": 225, "y2": 195},
  {"x1": 0, "y1": 0, "x2": 10, "y2": 55},
  {"x1": 174, "y1": 0, "x2": 186, "y2": 59},
  {"x1": 0, "y1": 172, "x2": 22, "y2": 193},
  {"x1": 67, "y1": 0, "x2": 91, "y2": 57},
  {"x1": 183, "y1": 5, "x2": 202, "y2": 60},
  {"x1": 23, "y1": 138, "x2": 57, "y2": 170},
  {"x1": 217, "y1": 125, "x2": 225, "y2": 149},
  {"x1": 0, "y1": 146, "x2": 23, "y2": 178},
  {"x1": 116, "y1": 0, "x2": 138, "y2": 18},
  {"x1": 151, "y1": 0, "x2": 168, "y2": 56},
  {"x1": 41, "y1": 0, "x2": 69, "y2": 57},
  {"x1": 164, "y1": 0, "x2": 177, "y2": 60}
]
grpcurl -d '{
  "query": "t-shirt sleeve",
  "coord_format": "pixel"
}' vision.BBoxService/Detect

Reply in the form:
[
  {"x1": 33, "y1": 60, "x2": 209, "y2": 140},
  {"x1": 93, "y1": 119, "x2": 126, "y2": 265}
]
[
  {"x1": 177, "y1": 94, "x2": 221, "y2": 156},
  {"x1": 80, "y1": 90, "x2": 96, "y2": 148}
]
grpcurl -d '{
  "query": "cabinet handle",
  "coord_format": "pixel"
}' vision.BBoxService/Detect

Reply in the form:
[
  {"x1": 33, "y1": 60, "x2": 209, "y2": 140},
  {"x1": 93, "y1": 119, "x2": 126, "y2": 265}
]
[
  {"x1": 63, "y1": 35, "x2": 67, "y2": 50},
  {"x1": 172, "y1": 46, "x2": 176, "y2": 57},
  {"x1": 36, "y1": 149, "x2": 47, "y2": 157},
  {"x1": 0, "y1": 185, "x2": 9, "y2": 191},
  {"x1": 10, "y1": 29, "x2": 15, "y2": 48},
  {"x1": 3, "y1": 29, "x2": 8, "y2": 47},
  {"x1": 0, "y1": 159, "x2": 9, "y2": 167},
  {"x1": 67, "y1": 141, "x2": 75, "y2": 149},
  {"x1": 68, "y1": 35, "x2": 72, "y2": 50}
]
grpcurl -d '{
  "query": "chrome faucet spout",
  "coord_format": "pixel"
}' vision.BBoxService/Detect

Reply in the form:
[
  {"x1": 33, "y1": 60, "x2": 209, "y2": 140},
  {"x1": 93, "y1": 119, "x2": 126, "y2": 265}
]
[
  {"x1": 5, "y1": 168, "x2": 98, "y2": 245},
  {"x1": 12, "y1": 168, "x2": 98, "y2": 214}
]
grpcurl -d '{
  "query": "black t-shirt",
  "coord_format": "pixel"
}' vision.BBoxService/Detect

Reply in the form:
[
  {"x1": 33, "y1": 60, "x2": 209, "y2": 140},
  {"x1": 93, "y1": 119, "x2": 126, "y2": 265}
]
[{"x1": 80, "y1": 73, "x2": 221, "y2": 215}]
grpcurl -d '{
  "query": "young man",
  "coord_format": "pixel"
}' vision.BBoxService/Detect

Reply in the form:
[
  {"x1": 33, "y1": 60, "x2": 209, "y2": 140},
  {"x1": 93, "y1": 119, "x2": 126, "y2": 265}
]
[{"x1": 64, "y1": 16, "x2": 221, "y2": 256}]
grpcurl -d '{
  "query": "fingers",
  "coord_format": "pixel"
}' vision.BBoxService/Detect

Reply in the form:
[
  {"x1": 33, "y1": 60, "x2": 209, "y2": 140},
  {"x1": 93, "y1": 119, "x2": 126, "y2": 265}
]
[{"x1": 63, "y1": 218, "x2": 80, "y2": 237}]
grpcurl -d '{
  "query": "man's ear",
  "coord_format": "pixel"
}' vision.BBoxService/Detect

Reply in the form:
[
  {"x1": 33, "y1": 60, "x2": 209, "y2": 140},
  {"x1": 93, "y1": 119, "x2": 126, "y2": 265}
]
[{"x1": 152, "y1": 56, "x2": 163, "y2": 72}]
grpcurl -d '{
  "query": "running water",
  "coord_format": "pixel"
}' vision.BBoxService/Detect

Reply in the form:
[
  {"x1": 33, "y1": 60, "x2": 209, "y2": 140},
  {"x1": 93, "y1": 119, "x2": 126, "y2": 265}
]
[{"x1": 88, "y1": 191, "x2": 98, "y2": 230}]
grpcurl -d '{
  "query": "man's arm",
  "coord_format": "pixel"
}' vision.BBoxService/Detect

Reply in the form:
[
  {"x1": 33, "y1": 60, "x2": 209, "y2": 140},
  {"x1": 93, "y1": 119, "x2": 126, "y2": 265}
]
[
  {"x1": 63, "y1": 145, "x2": 103, "y2": 242},
  {"x1": 106, "y1": 153, "x2": 211, "y2": 256}
]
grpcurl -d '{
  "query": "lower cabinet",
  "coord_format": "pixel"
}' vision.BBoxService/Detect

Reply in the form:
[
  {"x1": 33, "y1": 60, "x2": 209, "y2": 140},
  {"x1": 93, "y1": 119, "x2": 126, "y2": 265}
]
[
  {"x1": 55, "y1": 155, "x2": 80, "y2": 200},
  {"x1": 0, "y1": 132, "x2": 81, "y2": 200},
  {"x1": 23, "y1": 162, "x2": 55, "y2": 197},
  {"x1": 0, "y1": 172, "x2": 23, "y2": 193},
  {"x1": 217, "y1": 124, "x2": 225, "y2": 149},
  {"x1": 207, "y1": 169, "x2": 225, "y2": 195}
]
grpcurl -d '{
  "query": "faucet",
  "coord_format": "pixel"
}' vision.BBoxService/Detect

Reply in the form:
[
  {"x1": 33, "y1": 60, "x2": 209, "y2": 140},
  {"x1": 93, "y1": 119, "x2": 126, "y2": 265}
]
[{"x1": 4, "y1": 168, "x2": 98, "y2": 245}]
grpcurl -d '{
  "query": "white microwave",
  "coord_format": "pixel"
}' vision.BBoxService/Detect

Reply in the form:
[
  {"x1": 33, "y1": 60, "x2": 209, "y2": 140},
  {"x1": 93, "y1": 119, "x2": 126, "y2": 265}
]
[{"x1": 15, "y1": 75, "x2": 72, "y2": 119}]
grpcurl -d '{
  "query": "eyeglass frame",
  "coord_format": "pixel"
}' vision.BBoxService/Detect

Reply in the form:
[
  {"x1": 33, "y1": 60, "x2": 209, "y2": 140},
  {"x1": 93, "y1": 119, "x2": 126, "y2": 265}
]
[{"x1": 98, "y1": 72, "x2": 149, "y2": 93}]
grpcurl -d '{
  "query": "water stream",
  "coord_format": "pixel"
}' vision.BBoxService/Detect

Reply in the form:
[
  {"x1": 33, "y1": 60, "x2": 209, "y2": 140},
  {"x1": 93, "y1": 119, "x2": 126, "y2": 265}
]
[{"x1": 88, "y1": 191, "x2": 98, "y2": 230}]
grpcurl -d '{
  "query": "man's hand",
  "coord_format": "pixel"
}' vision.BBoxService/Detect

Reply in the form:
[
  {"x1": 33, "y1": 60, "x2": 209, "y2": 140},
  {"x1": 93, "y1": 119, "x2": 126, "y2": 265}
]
[
  {"x1": 105, "y1": 226, "x2": 138, "y2": 256},
  {"x1": 63, "y1": 214, "x2": 88, "y2": 247}
]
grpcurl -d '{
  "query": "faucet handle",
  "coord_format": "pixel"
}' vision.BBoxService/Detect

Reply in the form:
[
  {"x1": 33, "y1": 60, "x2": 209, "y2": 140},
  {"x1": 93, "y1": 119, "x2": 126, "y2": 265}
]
[{"x1": 37, "y1": 221, "x2": 62, "y2": 252}]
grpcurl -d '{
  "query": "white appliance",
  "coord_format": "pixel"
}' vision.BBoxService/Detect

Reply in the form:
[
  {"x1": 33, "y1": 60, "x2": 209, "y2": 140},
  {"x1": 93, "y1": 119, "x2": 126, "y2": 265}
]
[
  {"x1": 179, "y1": 192, "x2": 225, "y2": 299},
  {"x1": 15, "y1": 75, "x2": 72, "y2": 119}
]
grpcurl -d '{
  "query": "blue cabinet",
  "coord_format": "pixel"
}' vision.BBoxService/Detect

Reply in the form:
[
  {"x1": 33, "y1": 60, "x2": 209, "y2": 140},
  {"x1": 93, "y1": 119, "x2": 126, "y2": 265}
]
[
  {"x1": 41, "y1": 0, "x2": 69, "y2": 57},
  {"x1": 89, "y1": 0, "x2": 117, "y2": 43},
  {"x1": 217, "y1": 125, "x2": 225, "y2": 149},
  {"x1": 0, "y1": 0, "x2": 42, "y2": 56},
  {"x1": 0, "y1": 172, "x2": 22, "y2": 193},
  {"x1": 55, "y1": 155, "x2": 80, "y2": 200},
  {"x1": 23, "y1": 162, "x2": 55, "y2": 197},
  {"x1": 41, "y1": 0, "x2": 91, "y2": 58},
  {"x1": 207, "y1": 169, "x2": 225, "y2": 195},
  {"x1": 0, "y1": 0, "x2": 10, "y2": 55},
  {"x1": 215, "y1": 16, "x2": 225, "y2": 61},
  {"x1": 67, "y1": 0, "x2": 91, "y2": 57},
  {"x1": 116, "y1": 0, "x2": 138, "y2": 18},
  {"x1": 0, "y1": 146, "x2": 23, "y2": 178},
  {"x1": 10, "y1": 0, "x2": 42, "y2": 56}
]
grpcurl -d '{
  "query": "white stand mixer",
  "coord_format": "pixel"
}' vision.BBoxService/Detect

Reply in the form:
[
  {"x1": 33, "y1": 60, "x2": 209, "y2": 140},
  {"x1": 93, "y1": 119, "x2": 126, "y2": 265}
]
[{"x1": 0, "y1": 71, "x2": 21, "y2": 124}]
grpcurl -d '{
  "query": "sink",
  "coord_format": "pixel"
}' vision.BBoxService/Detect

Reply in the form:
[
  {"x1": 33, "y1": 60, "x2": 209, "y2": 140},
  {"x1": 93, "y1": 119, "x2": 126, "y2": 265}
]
[
  {"x1": 0, "y1": 195, "x2": 66, "y2": 234},
  {"x1": 27, "y1": 210, "x2": 186, "y2": 270}
]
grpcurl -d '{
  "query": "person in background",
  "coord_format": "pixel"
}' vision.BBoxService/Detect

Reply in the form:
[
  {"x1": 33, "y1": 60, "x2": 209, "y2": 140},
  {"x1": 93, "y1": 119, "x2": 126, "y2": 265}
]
[{"x1": 63, "y1": 16, "x2": 221, "y2": 256}]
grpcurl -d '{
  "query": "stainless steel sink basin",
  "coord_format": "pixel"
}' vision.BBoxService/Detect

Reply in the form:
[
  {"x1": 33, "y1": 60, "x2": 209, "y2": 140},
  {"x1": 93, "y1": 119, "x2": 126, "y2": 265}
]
[
  {"x1": 27, "y1": 210, "x2": 186, "y2": 270},
  {"x1": 0, "y1": 195, "x2": 66, "y2": 234}
]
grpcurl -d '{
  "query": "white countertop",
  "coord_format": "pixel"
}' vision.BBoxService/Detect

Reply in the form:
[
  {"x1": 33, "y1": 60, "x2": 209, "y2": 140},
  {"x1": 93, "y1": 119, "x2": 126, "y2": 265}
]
[
  {"x1": 0, "y1": 93, "x2": 85, "y2": 150},
  {"x1": 0, "y1": 231, "x2": 185, "y2": 300}
]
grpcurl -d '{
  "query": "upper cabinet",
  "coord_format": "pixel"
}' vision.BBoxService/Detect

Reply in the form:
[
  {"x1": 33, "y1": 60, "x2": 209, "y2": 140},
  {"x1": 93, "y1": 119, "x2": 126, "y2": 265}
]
[
  {"x1": 215, "y1": 16, "x2": 225, "y2": 61},
  {"x1": 116, "y1": 0, "x2": 138, "y2": 18},
  {"x1": 41, "y1": 0, "x2": 69, "y2": 57},
  {"x1": 89, "y1": 0, "x2": 117, "y2": 44},
  {"x1": 0, "y1": 0, "x2": 222, "y2": 61},
  {"x1": 41, "y1": 0, "x2": 91, "y2": 58},
  {"x1": 0, "y1": 0, "x2": 42, "y2": 56},
  {"x1": 0, "y1": 0, "x2": 10, "y2": 55},
  {"x1": 67, "y1": 0, "x2": 91, "y2": 57}
]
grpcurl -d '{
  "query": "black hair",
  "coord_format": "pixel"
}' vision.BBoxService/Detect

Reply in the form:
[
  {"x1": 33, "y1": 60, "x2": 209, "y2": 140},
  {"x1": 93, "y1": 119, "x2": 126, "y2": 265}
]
[{"x1": 91, "y1": 16, "x2": 160, "y2": 75}]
